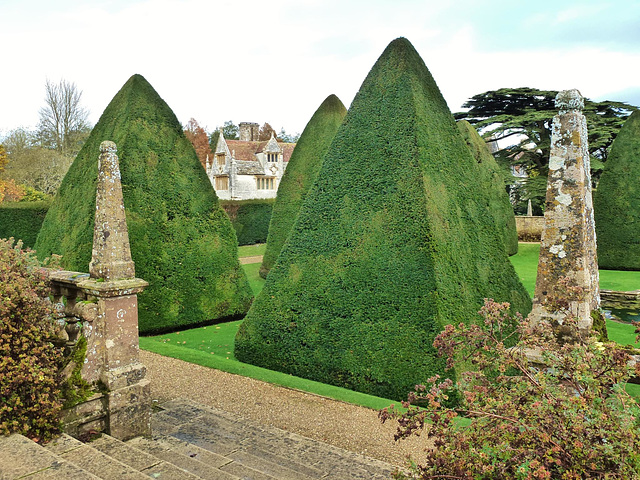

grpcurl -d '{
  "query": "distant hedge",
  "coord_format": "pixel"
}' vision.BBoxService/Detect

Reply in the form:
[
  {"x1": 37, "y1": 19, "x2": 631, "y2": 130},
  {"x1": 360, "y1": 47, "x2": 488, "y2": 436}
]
[
  {"x1": 260, "y1": 94, "x2": 347, "y2": 278},
  {"x1": 0, "y1": 201, "x2": 50, "y2": 248},
  {"x1": 235, "y1": 38, "x2": 531, "y2": 401},
  {"x1": 35, "y1": 74, "x2": 253, "y2": 334},
  {"x1": 457, "y1": 120, "x2": 518, "y2": 256},
  {"x1": 594, "y1": 110, "x2": 640, "y2": 270},
  {"x1": 220, "y1": 199, "x2": 274, "y2": 246}
]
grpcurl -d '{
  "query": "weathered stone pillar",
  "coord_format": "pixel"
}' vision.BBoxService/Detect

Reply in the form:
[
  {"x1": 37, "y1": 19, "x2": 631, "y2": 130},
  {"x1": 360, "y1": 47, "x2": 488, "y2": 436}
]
[
  {"x1": 529, "y1": 89, "x2": 600, "y2": 339},
  {"x1": 79, "y1": 141, "x2": 151, "y2": 440}
]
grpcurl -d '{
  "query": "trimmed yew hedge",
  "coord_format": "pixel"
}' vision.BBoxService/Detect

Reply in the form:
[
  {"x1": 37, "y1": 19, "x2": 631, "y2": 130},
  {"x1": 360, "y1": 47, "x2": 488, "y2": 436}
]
[
  {"x1": 0, "y1": 201, "x2": 50, "y2": 248},
  {"x1": 220, "y1": 199, "x2": 274, "y2": 246},
  {"x1": 35, "y1": 74, "x2": 253, "y2": 333},
  {"x1": 235, "y1": 38, "x2": 531, "y2": 400},
  {"x1": 457, "y1": 120, "x2": 518, "y2": 256},
  {"x1": 594, "y1": 110, "x2": 640, "y2": 270},
  {"x1": 260, "y1": 94, "x2": 347, "y2": 278}
]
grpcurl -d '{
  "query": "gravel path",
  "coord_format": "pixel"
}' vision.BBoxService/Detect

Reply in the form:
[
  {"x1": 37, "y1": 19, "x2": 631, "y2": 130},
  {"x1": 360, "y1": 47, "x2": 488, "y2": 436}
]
[{"x1": 141, "y1": 350, "x2": 429, "y2": 468}]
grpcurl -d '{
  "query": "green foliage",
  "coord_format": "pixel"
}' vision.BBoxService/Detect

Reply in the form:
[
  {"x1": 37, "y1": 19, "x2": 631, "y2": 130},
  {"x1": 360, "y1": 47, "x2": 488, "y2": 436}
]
[
  {"x1": 0, "y1": 200, "x2": 51, "y2": 248},
  {"x1": 594, "y1": 111, "x2": 640, "y2": 270},
  {"x1": 34, "y1": 74, "x2": 253, "y2": 334},
  {"x1": 220, "y1": 199, "x2": 274, "y2": 246},
  {"x1": 456, "y1": 87, "x2": 637, "y2": 213},
  {"x1": 221, "y1": 120, "x2": 239, "y2": 140},
  {"x1": 260, "y1": 95, "x2": 347, "y2": 278},
  {"x1": 457, "y1": 120, "x2": 518, "y2": 256},
  {"x1": 381, "y1": 300, "x2": 640, "y2": 479},
  {"x1": 0, "y1": 238, "x2": 62, "y2": 442},
  {"x1": 235, "y1": 38, "x2": 531, "y2": 401}
]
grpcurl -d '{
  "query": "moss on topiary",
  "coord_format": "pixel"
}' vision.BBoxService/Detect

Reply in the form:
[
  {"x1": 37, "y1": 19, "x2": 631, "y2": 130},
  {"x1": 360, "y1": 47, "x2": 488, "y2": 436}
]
[
  {"x1": 260, "y1": 95, "x2": 347, "y2": 278},
  {"x1": 235, "y1": 38, "x2": 531, "y2": 401},
  {"x1": 457, "y1": 120, "x2": 518, "y2": 256},
  {"x1": 594, "y1": 110, "x2": 640, "y2": 270},
  {"x1": 35, "y1": 74, "x2": 253, "y2": 334}
]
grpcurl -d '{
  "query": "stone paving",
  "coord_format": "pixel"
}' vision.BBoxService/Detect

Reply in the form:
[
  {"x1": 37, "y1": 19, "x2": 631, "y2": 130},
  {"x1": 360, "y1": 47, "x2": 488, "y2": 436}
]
[{"x1": 0, "y1": 398, "x2": 396, "y2": 480}]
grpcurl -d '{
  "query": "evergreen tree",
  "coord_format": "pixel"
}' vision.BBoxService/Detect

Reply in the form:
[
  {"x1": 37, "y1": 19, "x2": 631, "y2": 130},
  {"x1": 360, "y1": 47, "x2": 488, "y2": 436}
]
[
  {"x1": 594, "y1": 110, "x2": 640, "y2": 270},
  {"x1": 35, "y1": 74, "x2": 253, "y2": 333},
  {"x1": 235, "y1": 38, "x2": 531, "y2": 400},
  {"x1": 260, "y1": 94, "x2": 347, "y2": 278},
  {"x1": 457, "y1": 120, "x2": 518, "y2": 256}
]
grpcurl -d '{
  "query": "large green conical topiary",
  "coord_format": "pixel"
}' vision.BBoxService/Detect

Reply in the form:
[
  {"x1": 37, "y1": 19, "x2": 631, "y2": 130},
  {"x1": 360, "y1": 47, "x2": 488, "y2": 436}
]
[
  {"x1": 235, "y1": 38, "x2": 531, "y2": 400},
  {"x1": 457, "y1": 120, "x2": 518, "y2": 256},
  {"x1": 260, "y1": 94, "x2": 347, "y2": 278},
  {"x1": 35, "y1": 74, "x2": 253, "y2": 333},
  {"x1": 594, "y1": 110, "x2": 640, "y2": 270}
]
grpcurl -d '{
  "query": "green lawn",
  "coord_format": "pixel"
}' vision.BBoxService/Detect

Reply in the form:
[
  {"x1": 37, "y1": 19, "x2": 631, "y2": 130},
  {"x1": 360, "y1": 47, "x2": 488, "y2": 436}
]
[
  {"x1": 510, "y1": 243, "x2": 640, "y2": 296},
  {"x1": 237, "y1": 243, "x2": 266, "y2": 257},
  {"x1": 140, "y1": 242, "x2": 640, "y2": 408}
]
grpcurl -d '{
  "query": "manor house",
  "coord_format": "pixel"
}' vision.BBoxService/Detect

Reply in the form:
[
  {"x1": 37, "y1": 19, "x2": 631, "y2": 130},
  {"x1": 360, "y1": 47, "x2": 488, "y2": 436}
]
[{"x1": 206, "y1": 122, "x2": 296, "y2": 200}]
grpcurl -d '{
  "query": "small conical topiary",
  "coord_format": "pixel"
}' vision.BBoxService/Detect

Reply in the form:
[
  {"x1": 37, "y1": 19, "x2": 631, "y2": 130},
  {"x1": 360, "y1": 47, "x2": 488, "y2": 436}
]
[
  {"x1": 235, "y1": 38, "x2": 531, "y2": 400},
  {"x1": 457, "y1": 120, "x2": 518, "y2": 256},
  {"x1": 594, "y1": 110, "x2": 640, "y2": 270},
  {"x1": 35, "y1": 74, "x2": 253, "y2": 333},
  {"x1": 259, "y1": 94, "x2": 347, "y2": 278}
]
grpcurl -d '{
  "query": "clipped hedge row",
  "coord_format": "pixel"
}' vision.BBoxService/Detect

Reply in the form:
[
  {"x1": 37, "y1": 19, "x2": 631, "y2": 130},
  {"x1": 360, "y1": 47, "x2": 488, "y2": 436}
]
[
  {"x1": 35, "y1": 74, "x2": 253, "y2": 334},
  {"x1": 235, "y1": 38, "x2": 531, "y2": 401},
  {"x1": 594, "y1": 110, "x2": 640, "y2": 270},
  {"x1": 0, "y1": 201, "x2": 51, "y2": 248},
  {"x1": 457, "y1": 120, "x2": 518, "y2": 256},
  {"x1": 220, "y1": 199, "x2": 274, "y2": 246},
  {"x1": 260, "y1": 94, "x2": 347, "y2": 278}
]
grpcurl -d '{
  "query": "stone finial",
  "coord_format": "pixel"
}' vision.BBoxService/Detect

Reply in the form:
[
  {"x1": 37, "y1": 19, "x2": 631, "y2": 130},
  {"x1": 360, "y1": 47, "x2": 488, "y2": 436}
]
[
  {"x1": 89, "y1": 141, "x2": 136, "y2": 280},
  {"x1": 555, "y1": 89, "x2": 584, "y2": 114}
]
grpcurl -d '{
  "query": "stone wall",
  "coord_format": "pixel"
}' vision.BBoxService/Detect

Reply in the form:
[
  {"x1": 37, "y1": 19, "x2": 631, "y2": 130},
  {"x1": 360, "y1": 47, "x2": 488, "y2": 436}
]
[{"x1": 515, "y1": 215, "x2": 545, "y2": 242}]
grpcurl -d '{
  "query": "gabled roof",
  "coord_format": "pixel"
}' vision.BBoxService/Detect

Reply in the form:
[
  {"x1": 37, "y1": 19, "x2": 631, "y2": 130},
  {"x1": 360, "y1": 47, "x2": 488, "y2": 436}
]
[{"x1": 226, "y1": 140, "x2": 296, "y2": 163}]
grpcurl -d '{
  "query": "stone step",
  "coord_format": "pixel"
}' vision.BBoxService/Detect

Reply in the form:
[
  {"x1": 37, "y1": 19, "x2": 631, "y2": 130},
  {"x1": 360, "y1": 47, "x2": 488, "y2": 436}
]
[
  {"x1": 1, "y1": 398, "x2": 396, "y2": 480},
  {"x1": 0, "y1": 434, "x2": 100, "y2": 480},
  {"x1": 44, "y1": 434, "x2": 149, "y2": 480},
  {"x1": 154, "y1": 398, "x2": 395, "y2": 480}
]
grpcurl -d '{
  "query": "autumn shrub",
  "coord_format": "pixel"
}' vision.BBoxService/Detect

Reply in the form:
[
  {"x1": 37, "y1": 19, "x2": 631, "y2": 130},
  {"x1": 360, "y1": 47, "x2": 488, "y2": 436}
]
[
  {"x1": 0, "y1": 238, "x2": 62, "y2": 442},
  {"x1": 380, "y1": 299, "x2": 640, "y2": 479}
]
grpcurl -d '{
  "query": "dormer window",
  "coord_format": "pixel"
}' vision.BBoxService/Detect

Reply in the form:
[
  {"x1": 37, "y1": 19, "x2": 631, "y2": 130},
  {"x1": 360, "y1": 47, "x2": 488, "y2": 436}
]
[
  {"x1": 216, "y1": 153, "x2": 226, "y2": 166},
  {"x1": 267, "y1": 153, "x2": 278, "y2": 163}
]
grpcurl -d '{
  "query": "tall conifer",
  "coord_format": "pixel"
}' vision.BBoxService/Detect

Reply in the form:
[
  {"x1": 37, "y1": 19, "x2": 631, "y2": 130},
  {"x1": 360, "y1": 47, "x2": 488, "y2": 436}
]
[
  {"x1": 260, "y1": 94, "x2": 347, "y2": 278},
  {"x1": 35, "y1": 75, "x2": 253, "y2": 333},
  {"x1": 457, "y1": 120, "x2": 518, "y2": 256},
  {"x1": 236, "y1": 38, "x2": 530, "y2": 400},
  {"x1": 594, "y1": 110, "x2": 640, "y2": 270}
]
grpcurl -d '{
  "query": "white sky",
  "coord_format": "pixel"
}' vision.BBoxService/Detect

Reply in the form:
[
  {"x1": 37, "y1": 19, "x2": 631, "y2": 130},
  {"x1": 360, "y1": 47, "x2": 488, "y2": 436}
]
[{"x1": 2, "y1": 0, "x2": 639, "y2": 138}]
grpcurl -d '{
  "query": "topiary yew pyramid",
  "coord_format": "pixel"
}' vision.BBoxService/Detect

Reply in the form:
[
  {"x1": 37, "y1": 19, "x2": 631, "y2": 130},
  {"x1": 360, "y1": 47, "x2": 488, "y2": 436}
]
[
  {"x1": 457, "y1": 120, "x2": 518, "y2": 256},
  {"x1": 594, "y1": 110, "x2": 640, "y2": 270},
  {"x1": 260, "y1": 94, "x2": 347, "y2": 278},
  {"x1": 235, "y1": 38, "x2": 531, "y2": 400},
  {"x1": 35, "y1": 74, "x2": 253, "y2": 333}
]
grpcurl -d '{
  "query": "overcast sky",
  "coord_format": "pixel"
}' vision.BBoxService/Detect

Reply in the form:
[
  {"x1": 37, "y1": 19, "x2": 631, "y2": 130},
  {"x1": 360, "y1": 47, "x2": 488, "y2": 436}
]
[{"x1": 2, "y1": 0, "x2": 639, "y2": 138}]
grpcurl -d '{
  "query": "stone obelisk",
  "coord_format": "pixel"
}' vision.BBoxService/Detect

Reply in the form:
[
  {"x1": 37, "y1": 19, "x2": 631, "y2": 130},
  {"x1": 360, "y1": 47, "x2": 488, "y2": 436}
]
[
  {"x1": 89, "y1": 141, "x2": 136, "y2": 280},
  {"x1": 529, "y1": 89, "x2": 600, "y2": 340}
]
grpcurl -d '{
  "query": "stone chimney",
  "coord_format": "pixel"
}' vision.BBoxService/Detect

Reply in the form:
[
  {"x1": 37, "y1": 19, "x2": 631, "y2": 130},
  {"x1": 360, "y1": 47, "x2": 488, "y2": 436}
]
[{"x1": 239, "y1": 122, "x2": 259, "y2": 141}]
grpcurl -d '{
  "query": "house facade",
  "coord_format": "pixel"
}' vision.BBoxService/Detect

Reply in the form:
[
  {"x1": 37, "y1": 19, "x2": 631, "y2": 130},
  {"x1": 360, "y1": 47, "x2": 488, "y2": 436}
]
[{"x1": 206, "y1": 122, "x2": 296, "y2": 200}]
